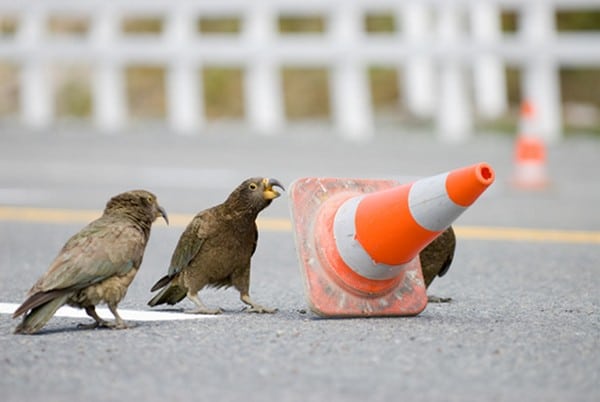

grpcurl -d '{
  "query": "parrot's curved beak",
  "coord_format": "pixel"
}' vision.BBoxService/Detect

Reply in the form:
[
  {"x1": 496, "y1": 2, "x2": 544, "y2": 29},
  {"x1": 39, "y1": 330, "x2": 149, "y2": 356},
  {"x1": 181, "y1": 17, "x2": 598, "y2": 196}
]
[
  {"x1": 262, "y1": 178, "x2": 285, "y2": 200},
  {"x1": 157, "y1": 205, "x2": 169, "y2": 225}
]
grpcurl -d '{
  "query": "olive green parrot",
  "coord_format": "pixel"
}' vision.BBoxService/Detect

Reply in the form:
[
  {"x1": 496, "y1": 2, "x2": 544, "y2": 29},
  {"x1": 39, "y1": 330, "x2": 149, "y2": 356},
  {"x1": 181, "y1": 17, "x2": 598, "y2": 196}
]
[
  {"x1": 13, "y1": 190, "x2": 168, "y2": 334},
  {"x1": 148, "y1": 177, "x2": 283, "y2": 314}
]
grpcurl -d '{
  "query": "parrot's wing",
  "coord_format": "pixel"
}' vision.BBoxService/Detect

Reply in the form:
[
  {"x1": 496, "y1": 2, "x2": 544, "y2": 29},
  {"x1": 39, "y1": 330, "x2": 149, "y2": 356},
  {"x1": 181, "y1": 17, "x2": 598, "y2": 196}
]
[
  {"x1": 166, "y1": 212, "x2": 211, "y2": 276},
  {"x1": 31, "y1": 218, "x2": 145, "y2": 293},
  {"x1": 251, "y1": 222, "x2": 258, "y2": 256}
]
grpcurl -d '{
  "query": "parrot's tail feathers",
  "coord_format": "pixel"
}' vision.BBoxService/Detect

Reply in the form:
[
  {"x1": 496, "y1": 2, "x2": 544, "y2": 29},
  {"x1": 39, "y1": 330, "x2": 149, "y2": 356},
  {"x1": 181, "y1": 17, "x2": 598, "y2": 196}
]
[
  {"x1": 13, "y1": 289, "x2": 69, "y2": 318},
  {"x1": 150, "y1": 274, "x2": 174, "y2": 292},
  {"x1": 147, "y1": 283, "x2": 187, "y2": 307},
  {"x1": 14, "y1": 293, "x2": 69, "y2": 334}
]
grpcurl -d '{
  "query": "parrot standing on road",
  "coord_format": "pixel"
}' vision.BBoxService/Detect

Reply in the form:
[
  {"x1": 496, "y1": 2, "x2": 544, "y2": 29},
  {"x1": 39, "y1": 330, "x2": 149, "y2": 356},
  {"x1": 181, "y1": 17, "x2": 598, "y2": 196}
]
[
  {"x1": 147, "y1": 177, "x2": 284, "y2": 314},
  {"x1": 13, "y1": 190, "x2": 168, "y2": 334},
  {"x1": 420, "y1": 226, "x2": 456, "y2": 303}
]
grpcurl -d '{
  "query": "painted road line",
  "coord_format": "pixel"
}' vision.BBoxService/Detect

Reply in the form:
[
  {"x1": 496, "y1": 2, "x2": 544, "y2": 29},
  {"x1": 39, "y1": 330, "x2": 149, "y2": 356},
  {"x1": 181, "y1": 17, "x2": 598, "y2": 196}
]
[
  {"x1": 0, "y1": 205, "x2": 599, "y2": 244},
  {"x1": 0, "y1": 302, "x2": 217, "y2": 321},
  {"x1": 455, "y1": 226, "x2": 600, "y2": 244},
  {"x1": 0, "y1": 206, "x2": 101, "y2": 225},
  {"x1": 0, "y1": 205, "x2": 292, "y2": 231}
]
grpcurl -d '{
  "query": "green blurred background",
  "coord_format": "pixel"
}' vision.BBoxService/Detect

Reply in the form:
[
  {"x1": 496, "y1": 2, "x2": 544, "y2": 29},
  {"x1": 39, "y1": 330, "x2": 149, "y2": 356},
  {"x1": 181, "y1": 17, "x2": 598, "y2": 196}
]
[{"x1": 0, "y1": 10, "x2": 598, "y2": 134}]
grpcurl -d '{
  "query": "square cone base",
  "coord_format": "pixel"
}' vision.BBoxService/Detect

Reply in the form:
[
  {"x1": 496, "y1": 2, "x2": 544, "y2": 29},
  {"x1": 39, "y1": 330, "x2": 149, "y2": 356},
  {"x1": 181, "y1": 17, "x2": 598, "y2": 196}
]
[{"x1": 289, "y1": 177, "x2": 428, "y2": 317}]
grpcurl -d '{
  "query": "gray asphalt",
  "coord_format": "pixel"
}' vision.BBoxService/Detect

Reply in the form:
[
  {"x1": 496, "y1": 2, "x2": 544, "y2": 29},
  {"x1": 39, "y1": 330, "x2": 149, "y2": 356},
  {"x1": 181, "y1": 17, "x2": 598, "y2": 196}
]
[{"x1": 0, "y1": 129, "x2": 598, "y2": 402}]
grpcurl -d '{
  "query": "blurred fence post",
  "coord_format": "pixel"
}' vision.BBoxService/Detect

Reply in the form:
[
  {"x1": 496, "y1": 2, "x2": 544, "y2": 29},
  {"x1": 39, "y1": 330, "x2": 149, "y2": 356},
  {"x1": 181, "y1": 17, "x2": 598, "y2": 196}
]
[
  {"x1": 165, "y1": 6, "x2": 202, "y2": 134},
  {"x1": 470, "y1": 3, "x2": 507, "y2": 119},
  {"x1": 436, "y1": 3, "x2": 471, "y2": 142},
  {"x1": 244, "y1": 4, "x2": 282, "y2": 135},
  {"x1": 330, "y1": 5, "x2": 373, "y2": 141},
  {"x1": 520, "y1": 2, "x2": 562, "y2": 142},
  {"x1": 2, "y1": 0, "x2": 600, "y2": 140},
  {"x1": 91, "y1": 9, "x2": 125, "y2": 133},
  {"x1": 400, "y1": 3, "x2": 434, "y2": 119},
  {"x1": 18, "y1": 8, "x2": 52, "y2": 130}
]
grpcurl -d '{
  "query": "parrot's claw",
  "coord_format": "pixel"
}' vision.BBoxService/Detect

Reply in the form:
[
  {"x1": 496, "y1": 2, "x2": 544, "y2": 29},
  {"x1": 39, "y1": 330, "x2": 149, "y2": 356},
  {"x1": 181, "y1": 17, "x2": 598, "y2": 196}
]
[
  {"x1": 78, "y1": 320, "x2": 113, "y2": 330},
  {"x1": 109, "y1": 321, "x2": 131, "y2": 330},
  {"x1": 78, "y1": 319, "x2": 131, "y2": 330},
  {"x1": 186, "y1": 307, "x2": 222, "y2": 315},
  {"x1": 186, "y1": 294, "x2": 222, "y2": 314},
  {"x1": 241, "y1": 294, "x2": 276, "y2": 313},
  {"x1": 77, "y1": 321, "x2": 105, "y2": 330}
]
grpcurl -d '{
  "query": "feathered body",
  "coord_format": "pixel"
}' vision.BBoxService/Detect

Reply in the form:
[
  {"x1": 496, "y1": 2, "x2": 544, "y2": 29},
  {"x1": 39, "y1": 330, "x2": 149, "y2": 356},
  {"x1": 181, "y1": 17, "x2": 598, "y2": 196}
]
[
  {"x1": 13, "y1": 190, "x2": 168, "y2": 334},
  {"x1": 420, "y1": 226, "x2": 456, "y2": 303},
  {"x1": 148, "y1": 177, "x2": 283, "y2": 314}
]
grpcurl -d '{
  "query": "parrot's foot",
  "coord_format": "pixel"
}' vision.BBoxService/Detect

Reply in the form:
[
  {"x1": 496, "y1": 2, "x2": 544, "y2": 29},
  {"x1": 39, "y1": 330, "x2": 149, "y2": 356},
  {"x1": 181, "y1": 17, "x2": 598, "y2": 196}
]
[
  {"x1": 81, "y1": 305, "x2": 129, "y2": 330},
  {"x1": 107, "y1": 320, "x2": 131, "y2": 330},
  {"x1": 185, "y1": 307, "x2": 222, "y2": 315},
  {"x1": 106, "y1": 305, "x2": 130, "y2": 329},
  {"x1": 78, "y1": 319, "x2": 113, "y2": 330},
  {"x1": 186, "y1": 293, "x2": 221, "y2": 314},
  {"x1": 428, "y1": 295, "x2": 452, "y2": 303},
  {"x1": 241, "y1": 294, "x2": 276, "y2": 313},
  {"x1": 81, "y1": 306, "x2": 112, "y2": 329},
  {"x1": 77, "y1": 320, "x2": 107, "y2": 330},
  {"x1": 78, "y1": 319, "x2": 131, "y2": 330}
]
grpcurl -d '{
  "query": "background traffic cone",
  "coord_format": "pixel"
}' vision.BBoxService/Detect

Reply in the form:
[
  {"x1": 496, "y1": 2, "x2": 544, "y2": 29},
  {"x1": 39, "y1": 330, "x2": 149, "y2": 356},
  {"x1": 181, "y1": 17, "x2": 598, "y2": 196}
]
[
  {"x1": 289, "y1": 162, "x2": 495, "y2": 317},
  {"x1": 511, "y1": 100, "x2": 549, "y2": 189}
]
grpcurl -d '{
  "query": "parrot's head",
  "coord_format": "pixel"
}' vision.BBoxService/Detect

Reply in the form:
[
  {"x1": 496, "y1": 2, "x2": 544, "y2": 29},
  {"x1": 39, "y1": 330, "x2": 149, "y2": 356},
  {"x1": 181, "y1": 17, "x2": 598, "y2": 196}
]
[
  {"x1": 230, "y1": 177, "x2": 285, "y2": 212},
  {"x1": 106, "y1": 190, "x2": 169, "y2": 225}
]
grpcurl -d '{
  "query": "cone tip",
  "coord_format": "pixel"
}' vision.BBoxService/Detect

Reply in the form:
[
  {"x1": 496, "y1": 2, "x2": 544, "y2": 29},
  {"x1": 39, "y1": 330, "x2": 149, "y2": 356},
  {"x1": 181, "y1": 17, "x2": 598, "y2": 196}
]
[
  {"x1": 475, "y1": 162, "x2": 495, "y2": 186},
  {"x1": 446, "y1": 162, "x2": 495, "y2": 207}
]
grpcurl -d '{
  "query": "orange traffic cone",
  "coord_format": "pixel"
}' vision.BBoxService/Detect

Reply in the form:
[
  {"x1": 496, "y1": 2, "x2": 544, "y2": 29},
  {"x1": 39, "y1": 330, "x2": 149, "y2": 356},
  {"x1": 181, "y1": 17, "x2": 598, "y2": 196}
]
[
  {"x1": 511, "y1": 101, "x2": 549, "y2": 189},
  {"x1": 289, "y1": 163, "x2": 495, "y2": 317}
]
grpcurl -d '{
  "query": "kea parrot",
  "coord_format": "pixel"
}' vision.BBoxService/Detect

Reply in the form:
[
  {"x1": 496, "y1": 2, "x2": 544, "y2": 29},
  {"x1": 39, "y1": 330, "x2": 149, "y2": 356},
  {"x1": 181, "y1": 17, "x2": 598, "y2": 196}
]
[
  {"x1": 13, "y1": 190, "x2": 168, "y2": 334},
  {"x1": 420, "y1": 226, "x2": 456, "y2": 303},
  {"x1": 148, "y1": 177, "x2": 283, "y2": 314}
]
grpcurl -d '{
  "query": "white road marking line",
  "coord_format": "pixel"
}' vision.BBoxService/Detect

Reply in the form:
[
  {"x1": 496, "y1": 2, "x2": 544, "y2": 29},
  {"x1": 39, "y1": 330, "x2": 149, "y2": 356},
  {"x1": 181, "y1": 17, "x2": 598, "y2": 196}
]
[{"x1": 0, "y1": 302, "x2": 217, "y2": 321}]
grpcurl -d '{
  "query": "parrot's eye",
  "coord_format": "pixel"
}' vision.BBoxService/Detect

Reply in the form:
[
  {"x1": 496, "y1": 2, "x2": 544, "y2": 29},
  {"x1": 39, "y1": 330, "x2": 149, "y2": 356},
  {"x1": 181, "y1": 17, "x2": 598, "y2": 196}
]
[
  {"x1": 249, "y1": 183, "x2": 258, "y2": 191},
  {"x1": 146, "y1": 195, "x2": 154, "y2": 203}
]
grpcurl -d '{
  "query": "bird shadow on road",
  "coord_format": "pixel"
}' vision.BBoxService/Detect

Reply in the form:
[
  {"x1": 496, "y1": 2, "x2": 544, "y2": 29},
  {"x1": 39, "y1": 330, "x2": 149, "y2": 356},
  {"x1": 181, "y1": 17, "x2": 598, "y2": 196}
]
[
  {"x1": 10, "y1": 320, "x2": 145, "y2": 336},
  {"x1": 147, "y1": 306, "x2": 248, "y2": 314}
]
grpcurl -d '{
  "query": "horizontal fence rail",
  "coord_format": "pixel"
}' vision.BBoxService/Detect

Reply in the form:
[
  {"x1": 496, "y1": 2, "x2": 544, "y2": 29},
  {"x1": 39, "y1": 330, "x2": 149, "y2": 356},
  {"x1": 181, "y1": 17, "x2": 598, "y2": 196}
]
[{"x1": 0, "y1": 0, "x2": 599, "y2": 141}]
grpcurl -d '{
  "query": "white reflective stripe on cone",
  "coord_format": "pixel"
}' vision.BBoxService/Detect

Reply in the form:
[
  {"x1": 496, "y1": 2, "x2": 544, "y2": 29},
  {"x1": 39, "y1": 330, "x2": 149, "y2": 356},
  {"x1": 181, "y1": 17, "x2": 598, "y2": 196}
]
[
  {"x1": 408, "y1": 173, "x2": 467, "y2": 232},
  {"x1": 333, "y1": 196, "x2": 405, "y2": 280}
]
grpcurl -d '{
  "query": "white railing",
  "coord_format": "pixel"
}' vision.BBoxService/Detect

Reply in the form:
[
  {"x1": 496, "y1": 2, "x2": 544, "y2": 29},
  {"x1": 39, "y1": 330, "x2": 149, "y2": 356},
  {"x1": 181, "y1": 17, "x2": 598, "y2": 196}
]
[{"x1": 0, "y1": 0, "x2": 599, "y2": 142}]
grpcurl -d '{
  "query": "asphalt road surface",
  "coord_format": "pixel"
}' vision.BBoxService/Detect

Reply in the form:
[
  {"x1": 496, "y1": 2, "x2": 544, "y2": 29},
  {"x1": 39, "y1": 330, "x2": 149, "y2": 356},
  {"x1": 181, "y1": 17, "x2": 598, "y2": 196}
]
[{"x1": 1, "y1": 130, "x2": 598, "y2": 402}]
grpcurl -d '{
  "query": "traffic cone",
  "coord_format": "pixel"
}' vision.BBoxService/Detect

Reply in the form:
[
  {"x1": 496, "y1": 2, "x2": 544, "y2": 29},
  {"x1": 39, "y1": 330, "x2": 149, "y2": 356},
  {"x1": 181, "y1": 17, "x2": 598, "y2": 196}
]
[
  {"x1": 511, "y1": 100, "x2": 549, "y2": 189},
  {"x1": 289, "y1": 162, "x2": 495, "y2": 317}
]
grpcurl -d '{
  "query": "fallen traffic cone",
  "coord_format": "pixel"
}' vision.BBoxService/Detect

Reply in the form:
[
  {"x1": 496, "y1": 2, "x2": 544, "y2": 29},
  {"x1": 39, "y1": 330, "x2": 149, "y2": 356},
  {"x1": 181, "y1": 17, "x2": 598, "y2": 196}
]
[
  {"x1": 289, "y1": 162, "x2": 495, "y2": 317},
  {"x1": 511, "y1": 101, "x2": 549, "y2": 189}
]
